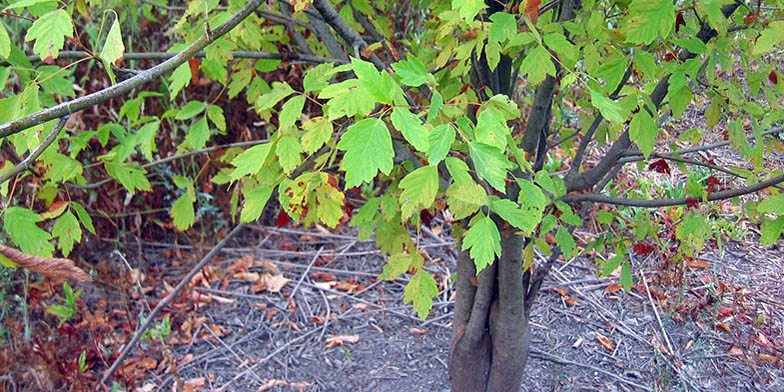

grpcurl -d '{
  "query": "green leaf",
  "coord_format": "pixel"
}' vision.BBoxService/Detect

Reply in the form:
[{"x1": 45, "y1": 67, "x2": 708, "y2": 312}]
[
  {"x1": 462, "y1": 214, "x2": 501, "y2": 272},
  {"x1": 379, "y1": 252, "x2": 424, "y2": 280},
  {"x1": 620, "y1": 260, "x2": 633, "y2": 291},
  {"x1": 320, "y1": 78, "x2": 376, "y2": 119},
  {"x1": 392, "y1": 55, "x2": 430, "y2": 87},
  {"x1": 469, "y1": 142, "x2": 513, "y2": 193},
  {"x1": 104, "y1": 161, "x2": 151, "y2": 193},
  {"x1": 629, "y1": 109, "x2": 658, "y2": 158},
  {"x1": 3, "y1": 207, "x2": 54, "y2": 256},
  {"x1": 52, "y1": 210, "x2": 81, "y2": 256},
  {"x1": 759, "y1": 194, "x2": 784, "y2": 214},
  {"x1": 25, "y1": 9, "x2": 73, "y2": 60},
  {"x1": 391, "y1": 107, "x2": 429, "y2": 153},
  {"x1": 255, "y1": 82, "x2": 294, "y2": 112},
  {"x1": 240, "y1": 184, "x2": 273, "y2": 223},
  {"x1": 621, "y1": 0, "x2": 675, "y2": 45},
  {"x1": 555, "y1": 226, "x2": 577, "y2": 259},
  {"x1": 301, "y1": 117, "x2": 332, "y2": 154},
  {"x1": 427, "y1": 90, "x2": 442, "y2": 124},
  {"x1": 351, "y1": 57, "x2": 393, "y2": 104},
  {"x1": 184, "y1": 116, "x2": 210, "y2": 150},
  {"x1": 602, "y1": 255, "x2": 622, "y2": 276},
  {"x1": 519, "y1": 46, "x2": 555, "y2": 85},
  {"x1": 445, "y1": 157, "x2": 473, "y2": 185},
  {"x1": 590, "y1": 89, "x2": 625, "y2": 124},
  {"x1": 316, "y1": 180, "x2": 345, "y2": 227},
  {"x1": 633, "y1": 50, "x2": 657, "y2": 80},
  {"x1": 337, "y1": 118, "x2": 394, "y2": 188},
  {"x1": 303, "y1": 62, "x2": 335, "y2": 92},
  {"x1": 47, "y1": 304, "x2": 75, "y2": 321},
  {"x1": 676, "y1": 212, "x2": 709, "y2": 255},
  {"x1": 278, "y1": 95, "x2": 305, "y2": 132},
  {"x1": 452, "y1": 0, "x2": 486, "y2": 21},
  {"x1": 230, "y1": 143, "x2": 272, "y2": 181},
  {"x1": 399, "y1": 165, "x2": 439, "y2": 220},
  {"x1": 489, "y1": 197, "x2": 540, "y2": 235},
  {"x1": 0, "y1": 22, "x2": 11, "y2": 59},
  {"x1": 761, "y1": 216, "x2": 784, "y2": 246},
  {"x1": 404, "y1": 268, "x2": 437, "y2": 320},
  {"x1": 427, "y1": 124, "x2": 455, "y2": 165},
  {"x1": 207, "y1": 104, "x2": 226, "y2": 132},
  {"x1": 71, "y1": 202, "x2": 95, "y2": 235},
  {"x1": 276, "y1": 134, "x2": 301, "y2": 175},
  {"x1": 137, "y1": 120, "x2": 159, "y2": 161},
  {"x1": 100, "y1": 15, "x2": 124, "y2": 84},
  {"x1": 3, "y1": 0, "x2": 53, "y2": 10},
  {"x1": 171, "y1": 181, "x2": 195, "y2": 231},
  {"x1": 516, "y1": 178, "x2": 548, "y2": 212},
  {"x1": 753, "y1": 21, "x2": 784, "y2": 56},
  {"x1": 168, "y1": 62, "x2": 191, "y2": 100},
  {"x1": 474, "y1": 107, "x2": 508, "y2": 150},
  {"x1": 489, "y1": 12, "x2": 517, "y2": 42},
  {"x1": 176, "y1": 101, "x2": 206, "y2": 120},
  {"x1": 446, "y1": 182, "x2": 487, "y2": 220},
  {"x1": 485, "y1": 40, "x2": 501, "y2": 71},
  {"x1": 699, "y1": 0, "x2": 728, "y2": 36}
]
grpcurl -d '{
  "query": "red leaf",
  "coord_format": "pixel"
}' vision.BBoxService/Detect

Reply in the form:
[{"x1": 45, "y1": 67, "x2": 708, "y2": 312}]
[
  {"x1": 663, "y1": 52, "x2": 676, "y2": 62},
  {"x1": 769, "y1": 70, "x2": 779, "y2": 85},
  {"x1": 633, "y1": 242, "x2": 655, "y2": 256},
  {"x1": 420, "y1": 210, "x2": 433, "y2": 228},
  {"x1": 524, "y1": 0, "x2": 542, "y2": 24},
  {"x1": 188, "y1": 58, "x2": 201, "y2": 85},
  {"x1": 344, "y1": 203, "x2": 353, "y2": 219},
  {"x1": 275, "y1": 210, "x2": 292, "y2": 227},
  {"x1": 705, "y1": 176, "x2": 721, "y2": 193},
  {"x1": 648, "y1": 159, "x2": 671, "y2": 175},
  {"x1": 43, "y1": 56, "x2": 55, "y2": 64},
  {"x1": 675, "y1": 12, "x2": 686, "y2": 33},
  {"x1": 744, "y1": 13, "x2": 758, "y2": 25},
  {"x1": 685, "y1": 198, "x2": 698, "y2": 208}
]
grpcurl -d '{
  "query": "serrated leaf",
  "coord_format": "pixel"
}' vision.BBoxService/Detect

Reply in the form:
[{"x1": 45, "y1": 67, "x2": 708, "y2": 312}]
[
  {"x1": 184, "y1": 116, "x2": 210, "y2": 150},
  {"x1": 52, "y1": 210, "x2": 80, "y2": 256},
  {"x1": 168, "y1": 62, "x2": 191, "y2": 100},
  {"x1": 25, "y1": 9, "x2": 73, "y2": 60},
  {"x1": 277, "y1": 135, "x2": 301, "y2": 175},
  {"x1": 171, "y1": 185, "x2": 195, "y2": 231},
  {"x1": 461, "y1": 214, "x2": 501, "y2": 272},
  {"x1": 489, "y1": 197, "x2": 539, "y2": 234},
  {"x1": 427, "y1": 90, "x2": 442, "y2": 124},
  {"x1": 621, "y1": 0, "x2": 675, "y2": 45},
  {"x1": 279, "y1": 95, "x2": 305, "y2": 132},
  {"x1": 629, "y1": 109, "x2": 658, "y2": 158},
  {"x1": 489, "y1": 12, "x2": 516, "y2": 41},
  {"x1": 759, "y1": 194, "x2": 784, "y2": 214},
  {"x1": 404, "y1": 268, "x2": 437, "y2": 319},
  {"x1": 392, "y1": 55, "x2": 430, "y2": 87},
  {"x1": 469, "y1": 142, "x2": 513, "y2": 193},
  {"x1": 447, "y1": 182, "x2": 487, "y2": 220},
  {"x1": 3, "y1": 0, "x2": 52, "y2": 10},
  {"x1": 256, "y1": 82, "x2": 294, "y2": 112},
  {"x1": 620, "y1": 260, "x2": 633, "y2": 291},
  {"x1": 301, "y1": 117, "x2": 332, "y2": 154},
  {"x1": 427, "y1": 124, "x2": 455, "y2": 165},
  {"x1": 316, "y1": 180, "x2": 344, "y2": 227},
  {"x1": 555, "y1": 226, "x2": 577, "y2": 259},
  {"x1": 452, "y1": 0, "x2": 486, "y2": 21},
  {"x1": 761, "y1": 216, "x2": 784, "y2": 246},
  {"x1": 399, "y1": 165, "x2": 439, "y2": 220},
  {"x1": 71, "y1": 202, "x2": 95, "y2": 235},
  {"x1": 137, "y1": 120, "x2": 159, "y2": 161},
  {"x1": 590, "y1": 89, "x2": 625, "y2": 124},
  {"x1": 379, "y1": 252, "x2": 424, "y2": 280},
  {"x1": 303, "y1": 62, "x2": 335, "y2": 92},
  {"x1": 100, "y1": 15, "x2": 124, "y2": 84},
  {"x1": 445, "y1": 157, "x2": 473, "y2": 185},
  {"x1": 752, "y1": 21, "x2": 784, "y2": 56},
  {"x1": 230, "y1": 143, "x2": 272, "y2": 181},
  {"x1": 176, "y1": 101, "x2": 206, "y2": 120},
  {"x1": 0, "y1": 22, "x2": 10, "y2": 59},
  {"x1": 475, "y1": 106, "x2": 508, "y2": 150},
  {"x1": 351, "y1": 57, "x2": 393, "y2": 104},
  {"x1": 391, "y1": 107, "x2": 429, "y2": 153},
  {"x1": 3, "y1": 207, "x2": 54, "y2": 257},
  {"x1": 520, "y1": 46, "x2": 555, "y2": 85},
  {"x1": 206, "y1": 104, "x2": 226, "y2": 132},
  {"x1": 603, "y1": 255, "x2": 622, "y2": 276},
  {"x1": 337, "y1": 118, "x2": 394, "y2": 188},
  {"x1": 485, "y1": 39, "x2": 501, "y2": 71},
  {"x1": 104, "y1": 161, "x2": 151, "y2": 193},
  {"x1": 240, "y1": 184, "x2": 273, "y2": 223}
]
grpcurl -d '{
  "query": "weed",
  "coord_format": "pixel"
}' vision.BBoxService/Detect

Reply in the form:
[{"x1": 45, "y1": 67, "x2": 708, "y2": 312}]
[{"x1": 46, "y1": 282, "x2": 82, "y2": 327}]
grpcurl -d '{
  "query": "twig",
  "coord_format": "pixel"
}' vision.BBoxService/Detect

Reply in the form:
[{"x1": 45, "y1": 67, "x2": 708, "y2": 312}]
[
  {"x1": 529, "y1": 348, "x2": 654, "y2": 391},
  {"x1": 0, "y1": 116, "x2": 69, "y2": 185},
  {"x1": 641, "y1": 271, "x2": 674, "y2": 355},
  {"x1": 99, "y1": 224, "x2": 246, "y2": 385},
  {"x1": 20, "y1": 50, "x2": 342, "y2": 65},
  {"x1": 290, "y1": 246, "x2": 324, "y2": 298}
]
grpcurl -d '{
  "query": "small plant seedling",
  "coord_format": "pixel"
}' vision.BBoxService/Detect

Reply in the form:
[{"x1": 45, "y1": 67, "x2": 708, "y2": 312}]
[{"x1": 46, "y1": 282, "x2": 82, "y2": 327}]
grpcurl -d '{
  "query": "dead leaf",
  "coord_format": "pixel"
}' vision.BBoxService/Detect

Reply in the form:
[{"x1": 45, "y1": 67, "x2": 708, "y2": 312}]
[
  {"x1": 715, "y1": 323, "x2": 731, "y2": 333},
  {"x1": 310, "y1": 272, "x2": 337, "y2": 281},
  {"x1": 410, "y1": 328, "x2": 428, "y2": 335},
  {"x1": 325, "y1": 334, "x2": 359, "y2": 348},
  {"x1": 687, "y1": 261, "x2": 711, "y2": 269},
  {"x1": 229, "y1": 255, "x2": 254, "y2": 273},
  {"x1": 352, "y1": 303, "x2": 368, "y2": 310},
  {"x1": 0, "y1": 244, "x2": 91, "y2": 283},
  {"x1": 138, "y1": 357, "x2": 157, "y2": 370},
  {"x1": 252, "y1": 273, "x2": 290, "y2": 293},
  {"x1": 310, "y1": 316, "x2": 326, "y2": 325},
  {"x1": 727, "y1": 346, "x2": 744, "y2": 356},
  {"x1": 552, "y1": 287, "x2": 568, "y2": 296},
  {"x1": 370, "y1": 322, "x2": 384, "y2": 334},
  {"x1": 234, "y1": 272, "x2": 260, "y2": 281},
  {"x1": 595, "y1": 331, "x2": 613, "y2": 352},
  {"x1": 254, "y1": 259, "x2": 280, "y2": 273},
  {"x1": 182, "y1": 377, "x2": 205, "y2": 392},
  {"x1": 335, "y1": 280, "x2": 363, "y2": 292},
  {"x1": 605, "y1": 284, "x2": 622, "y2": 293},
  {"x1": 563, "y1": 295, "x2": 580, "y2": 306},
  {"x1": 759, "y1": 353, "x2": 780, "y2": 364}
]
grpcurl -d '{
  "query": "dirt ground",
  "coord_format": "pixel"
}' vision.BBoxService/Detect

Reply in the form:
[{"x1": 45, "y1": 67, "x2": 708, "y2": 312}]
[{"x1": 115, "y1": 223, "x2": 784, "y2": 392}]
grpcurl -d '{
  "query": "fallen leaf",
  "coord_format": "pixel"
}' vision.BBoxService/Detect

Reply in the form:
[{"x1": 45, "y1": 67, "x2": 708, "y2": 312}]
[
  {"x1": 325, "y1": 334, "x2": 359, "y2": 348},
  {"x1": 234, "y1": 272, "x2": 260, "y2": 281},
  {"x1": 310, "y1": 272, "x2": 337, "y2": 281},
  {"x1": 727, "y1": 346, "x2": 744, "y2": 356},
  {"x1": 254, "y1": 259, "x2": 280, "y2": 273},
  {"x1": 563, "y1": 295, "x2": 580, "y2": 306},
  {"x1": 595, "y1": 331, "x2": 613, "y2": 352},
  {"x1": 715, "y1": 323, "x2": 731, "y2": 333},
  {"x1": 605, "y1": 284, "x2": 622, "y2": 293},
  {"x1": 229, "y1": 255, "x2": 254, "y2": 273},
  {"x1": 759, "y1": 353, "x2": 780, "y2": 364},
  {"x1": 182, "y1": 377, "x2": 205, "y2": 392},
  {"x1": 139, "y1": 357, "x2": 157, "y2": 370},
  {"x1": 252, "y1": 273, "x2": 290, "y2": 293},
  {"x1": 352, "y1": 303, "x2": 369, "y2": 310},
  {"x1": 410, "y1": 328, "x2": 428, "y2": 335},
  {"x1": 310, "y1": 316, "x2": 326, "y2": 325},
  {"x1": 687, "y1": 261, "x2": 711, "y2": 269}
]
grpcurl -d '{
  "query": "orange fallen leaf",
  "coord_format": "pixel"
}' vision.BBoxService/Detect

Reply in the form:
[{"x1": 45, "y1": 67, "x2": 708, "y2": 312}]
[
  {"x1": 715, "y1": 323, "x2": 731, "y2": 333},
  {"x1": 254, "y1": 259, "x2": 280, "y2": 273},
  {"x1": 228, "y1": 255, "x2": 254, "y2": 273},
  {"x1": 687, "y1": 261, "x2": 711, "y2": 269},
  {"x1": 325, "y1": 334, "x2": 359, "y2": 348},
  {"x1": 182, "y1": 377, "x2": 205, "y2": 392},
  {"x1": 563, "y1": 295, "x2": 580, "y2": 306},
  {"x1": 234, "y1": 272, "x2": 260, "y2": 281},
  {"x1": 310, "y1": 272, "x2": 337, "y2": 281},
  {"x1": 727, "y1": 347, "x2": 744, "y2": 356},
  {"x1": 595, "y1": 331, "x2": 613, "y2": 352},
  {"x1": 605, "y1": 284, "x2": 623, "y2": 293},
  {"x1": 410, "y1": 328, "x2": 428, "y2": 335},
  {"x1": 552, "y1": 287, "x2": 569, "y2": 296},
  {"x1": 759, "y1": 353, "x2": 780, "y2": 364},
  {"x1": 252, "y1": 273, "x2": 290, "y2": 293}
]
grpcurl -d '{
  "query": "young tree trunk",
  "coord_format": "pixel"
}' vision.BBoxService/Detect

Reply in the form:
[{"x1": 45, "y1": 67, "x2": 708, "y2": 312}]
[{"x1": 448, "y1": 233, "x2": 530, "y2": 392}]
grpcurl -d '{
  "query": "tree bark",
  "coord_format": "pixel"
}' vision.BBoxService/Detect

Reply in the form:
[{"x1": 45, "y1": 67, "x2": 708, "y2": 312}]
[{"x1": 448, "y1": 231, "x2": 530, "y2": 392}]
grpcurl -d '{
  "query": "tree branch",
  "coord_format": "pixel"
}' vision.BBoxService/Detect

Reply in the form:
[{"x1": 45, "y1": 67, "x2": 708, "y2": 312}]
[
  {"x1": 0, "y1": 0, "x2": 265, "y2": 139},
  {"x1": 17, "y1": 50, "x2": 343, "y2": 66},
  {"x1": 560, "y1": 174, "x2": 784, "y2": 207},
  {"x1": 311, "y1": 0, "x2": 386, "y2": 70},
  {"x1": 0, "y1": 116, "x2": 69, "y2": 185}
]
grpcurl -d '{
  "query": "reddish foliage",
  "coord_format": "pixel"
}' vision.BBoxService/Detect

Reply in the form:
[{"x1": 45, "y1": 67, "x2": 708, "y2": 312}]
[
  {"x1": 524, "y1": 0, "x2": 542, "y2": 24},
  {"x1": 275, "y1": 210, "x2": 292, "y2": 227},
  {"x1": 633, "y1": 242, "x2": 656, "y2": 256},
  {"x1": 685, "y1": 198, "x2": 699, "y2": 208},
  {"x1": 769, "y1": 70, "x2": 779, "y2": 85},
  {"x1": 705, "y1": 176, "x2": 721, "y2": 193},
  {"x1": 663, "y1": 52, "x2": 676, "y2": 62},
  {"x1": 675, "y1": 12, "x2": 686, "y2": 33},
  {"x1": 188, "y1": 58, "x2": 201, "y2": 85},
  {"x1": 344, "y1": 203, "x2": 353, "y2": 219},
  {"x1": 420, "y1": 210, "x2": 433, "y2": 228},
  {"x1": 744, "y1": 13, "x2": 759, "y2": 25},
  {"x1": 648, "y1": 159, "x2": 671, "y2": 175}
]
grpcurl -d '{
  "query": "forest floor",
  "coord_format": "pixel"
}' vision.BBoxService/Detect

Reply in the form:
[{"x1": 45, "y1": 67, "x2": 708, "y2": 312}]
[{"x1": 55, "y1": 222, "x2": 783, "y2": 392}]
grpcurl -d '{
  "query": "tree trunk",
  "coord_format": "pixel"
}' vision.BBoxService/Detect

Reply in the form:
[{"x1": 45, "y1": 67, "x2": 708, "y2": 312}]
[{"x1": 448, "y1": 232, "x2": 530, "y2": 392}]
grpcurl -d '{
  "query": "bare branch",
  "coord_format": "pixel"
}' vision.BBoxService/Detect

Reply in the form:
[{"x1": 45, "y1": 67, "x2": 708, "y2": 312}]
[
  {"x1": 18, "y1": 50, "x2": 343, "y2": 65},
  {"x1": 0, "y1": 0, "x2": 265, "y2": 139},
  {"x1": 0, "y1": 116, "x2": 69, "y2": 185}
]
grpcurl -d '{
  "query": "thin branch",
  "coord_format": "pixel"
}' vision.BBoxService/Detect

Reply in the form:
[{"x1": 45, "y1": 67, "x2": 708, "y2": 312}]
[
  {"x1": 19, "y1": 50, "x2": 343, "y2": 65},
  {"x1": 0, "y1": 116, "x2": 69, "y2": 185},
  {"x1": 0, "y1": 0, "x2": 265, "y2": 139},
  {"x1": 311, "y1": 0, "x2": 386, "y2": 70},
  {"x1": 99, "y1": 223, "x2": 246, "y2": 385},
  {"x1": 560, "y1": 174, "x2": 784, "y2": 207}
]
